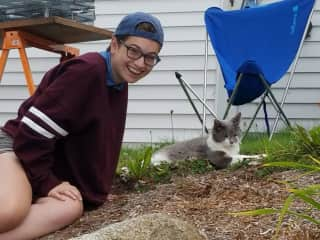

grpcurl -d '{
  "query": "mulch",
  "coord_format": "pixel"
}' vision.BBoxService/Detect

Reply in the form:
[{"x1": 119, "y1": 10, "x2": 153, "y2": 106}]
[{"x1": 40, "y1": 165, "x2": 320, "y2": 240}]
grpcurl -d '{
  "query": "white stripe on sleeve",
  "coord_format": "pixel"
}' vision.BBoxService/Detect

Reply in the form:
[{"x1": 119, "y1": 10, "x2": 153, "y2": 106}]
[
  {"x1": 21, "y1": 116, "x2": 55, "y2": 139},
  {"x1": 29, "y1": 106, "x2": 68, "y2": 136}
]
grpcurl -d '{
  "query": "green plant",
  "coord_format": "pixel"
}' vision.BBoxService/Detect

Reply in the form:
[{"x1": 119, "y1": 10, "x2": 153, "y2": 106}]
[
  {"x1": 230, "y1": 166, "x2": 320, "y2": 239},
  {"x1": 172, "y1": 159, "x2": 214, "y2": 176},
  {"x1": 240, "y1": 130, "x2": 292, "y2": 154},
  {"x1": 150, "y1": 163, "x2": 173, "y2": 184},
  {"x1": 230, "y1": 125, "x2": 320, "y2": 239},
  {"x1": 240, "y1": 132, "x2": 270, "y2": 154},
  {"x1": 125, "y1": 146, "x2": 153, "y2": 181},
  {"x1": 118, "y1": 145, "x2": 174, "y2": 184},
  {"x1": 266, "y1": 125, "x2": 320, "y2": 163}
]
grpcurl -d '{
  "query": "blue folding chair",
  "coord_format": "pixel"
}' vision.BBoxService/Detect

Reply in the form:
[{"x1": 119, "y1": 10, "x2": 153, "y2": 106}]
[{"x1": 204, "y1": 0, "x2": 315, "y2": 138}]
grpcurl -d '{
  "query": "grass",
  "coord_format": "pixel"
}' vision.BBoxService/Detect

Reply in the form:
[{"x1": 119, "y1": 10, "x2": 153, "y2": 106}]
[{"x1": 240, "y1": 129, "x2": 292, "y2": 154}]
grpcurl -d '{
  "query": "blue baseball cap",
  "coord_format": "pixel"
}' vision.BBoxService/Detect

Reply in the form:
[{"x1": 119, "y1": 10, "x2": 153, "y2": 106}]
[{"x1": 114, "y1": 12, "x2": 164, "y2": 48}]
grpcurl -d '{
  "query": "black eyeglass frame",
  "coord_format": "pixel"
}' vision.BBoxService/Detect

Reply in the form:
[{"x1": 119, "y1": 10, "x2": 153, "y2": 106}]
[{"x1": 119, "y1": 40, "x2": 161, "y2": 67}]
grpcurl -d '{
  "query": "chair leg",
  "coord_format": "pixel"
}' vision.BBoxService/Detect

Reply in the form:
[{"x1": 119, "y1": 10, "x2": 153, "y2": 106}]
[
  {"x1": 223, "y1": 73, "x2": 243, "y2": 120},
  {"x1": 259, "y1": 74, "x2": 291, "y2": 128},
  {"x1": 234, "y1": 73, "x2": 291, "y2": 140},
  {"x1": 242, "y1": 92, "x2": 266, "y2": 140},
  {"x1": 223, "y1": 99, "x2": 233, "y2": 120},
  {"x1": 175, "y1": 72, "x2": 209, "y2": 134},
  {"x1": 265, "y1": 94, "x2": 290, "y2": 128}
]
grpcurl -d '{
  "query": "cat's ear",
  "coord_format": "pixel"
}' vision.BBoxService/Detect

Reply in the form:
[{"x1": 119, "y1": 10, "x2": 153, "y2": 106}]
[
  {"x1": 231, "y1": 112, "x2": 241, "y2": 125},
  {"x1": 213, "y1": 119, "x2": 224, "y2": 130}
]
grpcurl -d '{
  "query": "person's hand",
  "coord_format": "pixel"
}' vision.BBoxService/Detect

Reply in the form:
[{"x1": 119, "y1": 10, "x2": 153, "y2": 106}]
[{"x1": 48, "y1": 181, "x2": 82, "y2": 201}]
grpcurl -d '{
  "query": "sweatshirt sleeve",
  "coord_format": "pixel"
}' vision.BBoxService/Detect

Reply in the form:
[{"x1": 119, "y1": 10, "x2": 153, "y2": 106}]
[{"x1": 13, "y1": 57, "x2": 101, "y2": 197}]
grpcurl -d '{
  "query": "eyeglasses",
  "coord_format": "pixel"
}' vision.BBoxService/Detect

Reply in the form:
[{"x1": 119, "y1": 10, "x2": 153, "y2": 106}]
[{"x1": 120, "y1": 40, "x2": 161, "y2": 67}]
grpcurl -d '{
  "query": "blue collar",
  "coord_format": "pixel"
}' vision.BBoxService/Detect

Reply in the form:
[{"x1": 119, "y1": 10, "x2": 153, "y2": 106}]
[{"x1": 99, "y1": 51, "x2": 124, "y2": 90}]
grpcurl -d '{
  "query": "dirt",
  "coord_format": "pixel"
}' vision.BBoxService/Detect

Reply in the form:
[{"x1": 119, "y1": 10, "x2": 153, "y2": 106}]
[{"x1": 40, "y1": 165, "x2": 320, "y2": 240}]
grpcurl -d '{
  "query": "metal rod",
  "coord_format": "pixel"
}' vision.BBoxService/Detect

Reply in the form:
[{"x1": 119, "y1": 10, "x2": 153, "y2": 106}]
[
  {"x1": 242, "y1": 94, "x2": 265, "y2": 140},
  {"x1": 202, "y1": 31, "x2": 209, "y2": 136},
  {"x1": 258, "y1": 74, "x2": 291, "y2": 128},
  {"x1": 170, "y1": 110, "x2": 175, "y2": 142},
  {"x1": 176, "y1": 72, "x2": 217, "y2": 119},
  {"x1": 176, "y1": 73, "x2": 209, "y2": 134},
  {"x1": 223, "y1": 73, "x2": 243, "y2": 119},
  {"x1": 269, "y1": 4, "x2": 315, "y2": 140}
]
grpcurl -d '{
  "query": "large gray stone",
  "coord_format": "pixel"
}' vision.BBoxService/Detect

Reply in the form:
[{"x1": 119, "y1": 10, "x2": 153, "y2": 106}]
[{"x1": 69, "y1": 213, "x2": 207, "y2": 240}]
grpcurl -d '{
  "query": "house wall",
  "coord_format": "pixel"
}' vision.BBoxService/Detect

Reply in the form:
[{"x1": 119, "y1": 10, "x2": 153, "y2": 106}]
[{"x1": 0, "y1": 0, "x2": 319, "y2": 144}]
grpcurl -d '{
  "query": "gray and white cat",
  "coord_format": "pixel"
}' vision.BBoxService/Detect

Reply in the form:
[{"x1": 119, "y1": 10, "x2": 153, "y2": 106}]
[{"x1": 151, "y1": 112, "x2": 242, "y2": 169}]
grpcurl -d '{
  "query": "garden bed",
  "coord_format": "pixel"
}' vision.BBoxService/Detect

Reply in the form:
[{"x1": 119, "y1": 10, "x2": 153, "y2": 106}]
[{"x1": 40, "y1": 165, "x2": 320, "y2": 240}]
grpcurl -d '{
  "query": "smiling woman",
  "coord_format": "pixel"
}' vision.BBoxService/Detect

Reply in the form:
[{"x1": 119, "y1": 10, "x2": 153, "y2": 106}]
[
  {"x1": 109, "y1": 13, "x2": 163, "y2": 85},
  {"x1": 0, "y1": 11, "x2": 164, "y2": 240}
]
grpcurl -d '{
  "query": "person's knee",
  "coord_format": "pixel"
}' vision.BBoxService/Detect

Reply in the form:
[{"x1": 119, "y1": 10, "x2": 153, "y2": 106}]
[
  {"x1": 66, "y1": 199, "x2": 84, "y2": 221},
  {"x1": 0, "y1": 199, "x2": 31, "y2": 233},
  {"x1": 50, "y1": 199, "x2": 83, "y2": 226},
  {"x1": 0, "y1": 154, "x2": 32, "y2": 233}
]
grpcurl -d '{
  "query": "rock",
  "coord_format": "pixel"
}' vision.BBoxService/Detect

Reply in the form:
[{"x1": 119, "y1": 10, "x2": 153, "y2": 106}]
[{"x1": 69, "y1": 213, "x2": 207, "y2": 240}]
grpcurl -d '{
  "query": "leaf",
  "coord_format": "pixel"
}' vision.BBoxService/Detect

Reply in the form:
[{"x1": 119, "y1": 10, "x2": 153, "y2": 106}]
[
  {"x1": 274, "y1": 195, "x2": 294, "y2": 239},
  {"x1": 264, "y1": 161, "x2": 320, "y2": 171},
  {"x1": 309, "y1": 125, "x2": 320, "y2": 146},
  {"x1": 291, "y1": 184, "x2": 320, "y2": 195},
  {"x1": 291, "y1": 191, "x2": 320, "y2": 210},
  {"x1": 289, "y1": 185, "x2": 320, "y2": 210},
  {"x1": 142, "y1": 146, "x2": 152, "y2": 170},
  {"x1": 287, "y1": 210, "x2": 320, "y2": 225},
  {"x1": 229, "y1": 208, "x2": 279, "y2": 217},
  {"x1": 309, "y1": 155, "x2": 320, "y2": 165}
]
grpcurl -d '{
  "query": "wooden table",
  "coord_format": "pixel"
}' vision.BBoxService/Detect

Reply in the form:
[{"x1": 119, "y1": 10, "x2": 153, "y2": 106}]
[
  {"x1": 0, "y1": 16, "x2": 113, "y2": 46},
  {"x1": 0, "y1": 17, "x2": 113, "y2": 94}
]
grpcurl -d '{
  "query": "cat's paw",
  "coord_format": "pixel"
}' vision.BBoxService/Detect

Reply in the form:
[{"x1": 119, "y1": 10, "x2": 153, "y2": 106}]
[
  {"x1": 230, "y1": 155, "x2": 243, "y2": 165},
  {"x1": 231, "y1": 154, "x2": 266, "y2": 165}
]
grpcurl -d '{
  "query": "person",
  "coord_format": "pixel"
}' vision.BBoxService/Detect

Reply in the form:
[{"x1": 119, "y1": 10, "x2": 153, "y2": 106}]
[{"x1": 0, "y1": 11, "x2": 164, "y2": 240}]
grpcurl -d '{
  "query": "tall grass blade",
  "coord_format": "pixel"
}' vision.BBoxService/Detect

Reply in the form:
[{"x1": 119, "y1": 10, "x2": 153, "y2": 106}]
[
  {"x1": 273, "y1": 195, "x2": 294, "y2": 239},
  {"x1": 290, "y1": 191, "x2": 320, "y2": 210},
  {"x1": 309, "y1": 155, "x2": 320, "y2": 165},
  {"x1": 229, "y1": 208, "x2": 278, "y2": 217},
  {"x1": 286, "y1": 210, "x2": 320, "y2": 225},
  {"x1": 264, "y1": 161, "x2": 320, "y2": 171}
]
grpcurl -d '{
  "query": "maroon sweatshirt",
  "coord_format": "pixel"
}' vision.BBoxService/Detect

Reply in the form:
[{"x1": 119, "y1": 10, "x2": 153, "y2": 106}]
[{"x1": 2, "y1": 52, "x2": 128, "y2": 207}]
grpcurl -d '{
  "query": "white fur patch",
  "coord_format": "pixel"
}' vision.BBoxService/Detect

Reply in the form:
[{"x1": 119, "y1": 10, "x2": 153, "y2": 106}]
[
  {"x1": 206, "y1": 136, "x2": 240, "y2": 165},
  {"x1": 151, "y1": 151, "x2": 170, "y2": 165},
  {"x1": 232, "y1": 154, "x2": 266, "y2": 165},
  {"x1": 206, "y1": 136, "x2": 239, "y2": 156}
]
